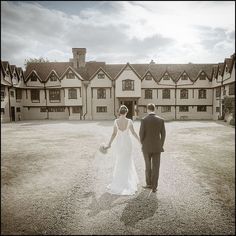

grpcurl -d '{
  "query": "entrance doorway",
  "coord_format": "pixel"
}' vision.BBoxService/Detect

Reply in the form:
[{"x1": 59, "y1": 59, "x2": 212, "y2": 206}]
[
  {"x1": 123, "y1": 101, "x2": 133, "y2": 119},
  {"x1": 11, "y1": 107, "x2": 15, "y2": 121}
]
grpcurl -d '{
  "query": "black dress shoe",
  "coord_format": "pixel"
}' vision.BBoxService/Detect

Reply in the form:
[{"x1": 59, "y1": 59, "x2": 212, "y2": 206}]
[
  {"x1": 152, "y1": 188, "x2": 157, "y2": 193},
  {"x1": 142, "y1": 185, "x2": 152, "y2": 189}
]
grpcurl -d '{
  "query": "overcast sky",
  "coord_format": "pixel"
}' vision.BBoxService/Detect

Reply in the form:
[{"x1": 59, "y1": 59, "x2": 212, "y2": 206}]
[{"x1": 1, "y1": 1, "x2": 235, "y2": 68}]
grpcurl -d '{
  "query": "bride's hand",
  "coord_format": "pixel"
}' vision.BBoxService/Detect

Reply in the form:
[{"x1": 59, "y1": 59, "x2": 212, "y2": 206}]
[{"x1": 105, "y1": 144, "x2": 111, "y2": 149}]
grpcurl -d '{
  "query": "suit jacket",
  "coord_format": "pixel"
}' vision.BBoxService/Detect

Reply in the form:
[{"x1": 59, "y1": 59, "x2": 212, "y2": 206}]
[{"x1": 139, "y1": 113, "x2": 166, "y2": 153}]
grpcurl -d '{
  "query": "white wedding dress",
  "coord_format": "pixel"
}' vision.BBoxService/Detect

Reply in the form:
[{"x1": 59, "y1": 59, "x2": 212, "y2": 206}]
[{"x1": 107, "y1": 119, "x2": 139, "y2": 195}]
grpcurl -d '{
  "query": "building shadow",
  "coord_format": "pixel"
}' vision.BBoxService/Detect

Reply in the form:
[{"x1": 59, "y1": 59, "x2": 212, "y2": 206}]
[{"x1": 120, "y1": 189, "x2": 158, "y2": 226}]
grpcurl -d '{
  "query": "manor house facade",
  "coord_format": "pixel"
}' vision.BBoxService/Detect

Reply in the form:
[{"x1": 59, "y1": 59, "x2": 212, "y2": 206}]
[{"x1": 1, "y1": 48, "x2": 235, "y2": 122}]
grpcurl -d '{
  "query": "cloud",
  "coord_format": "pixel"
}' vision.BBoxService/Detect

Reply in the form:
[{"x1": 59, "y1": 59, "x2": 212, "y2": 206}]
[{"x1": 1, "y1": 1, "x2": 235, "y2": 68}]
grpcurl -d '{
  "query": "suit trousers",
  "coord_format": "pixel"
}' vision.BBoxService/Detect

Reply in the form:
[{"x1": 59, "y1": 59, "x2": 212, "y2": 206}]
[{"x1": 143, "y1": 152, "x2": 161, "y2": 190}]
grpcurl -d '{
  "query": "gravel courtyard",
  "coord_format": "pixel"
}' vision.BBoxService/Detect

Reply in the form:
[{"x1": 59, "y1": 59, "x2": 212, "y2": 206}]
[{"x1": 1, "y1": 120, "x2": 235, "y2": 235}]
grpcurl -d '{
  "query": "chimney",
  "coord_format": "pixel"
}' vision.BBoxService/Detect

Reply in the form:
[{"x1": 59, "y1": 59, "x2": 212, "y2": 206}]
[{"x1": 72, "y1": 48, "x2": 86, "y2": 68}]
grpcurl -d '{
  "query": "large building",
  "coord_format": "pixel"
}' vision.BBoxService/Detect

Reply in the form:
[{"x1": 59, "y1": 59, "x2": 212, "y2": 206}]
[{"x1": 1, "y1": 48, "x2": 235, "y2": 122}]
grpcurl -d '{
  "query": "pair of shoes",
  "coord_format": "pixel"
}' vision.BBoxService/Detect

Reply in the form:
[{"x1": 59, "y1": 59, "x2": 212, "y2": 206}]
[
  {"x1": 152, "y1": 188, "x2": 157, "y2": 193},
  {"x1": 142, "y1": 185, "x2": 152, "y2": 189}
]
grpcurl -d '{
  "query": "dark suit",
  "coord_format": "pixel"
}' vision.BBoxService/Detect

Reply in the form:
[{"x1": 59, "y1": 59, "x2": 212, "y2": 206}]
[{"x1": 139, "y1": 113, "x2": 166, "y2": 190}]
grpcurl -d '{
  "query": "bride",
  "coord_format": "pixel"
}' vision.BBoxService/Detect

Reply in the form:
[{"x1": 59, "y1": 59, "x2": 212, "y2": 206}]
[{"x1": 105, "y1": 105, "x2": 140, "y2": 195}]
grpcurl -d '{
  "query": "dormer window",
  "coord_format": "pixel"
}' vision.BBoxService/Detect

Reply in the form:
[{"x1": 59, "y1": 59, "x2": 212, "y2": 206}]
[
  {"x1": 98, "y1": 73, "x2": 105, "y2": 79},
  {"x1": 50, "y1": 73, "x2": 57, "y2": 81},
  {"x1": 181, "y1": 73, "x2": 188, "y2": 80},
  {"x1": 30, "y1": 73, "x2": 38, "y2": 81},
  {"x1": 199, "y1": 72, "x2": 206, "y2": 80},
  {"x1": 145, "y1": 74, "x2": 152, "y2": 80},
  {"x1": 163, "y1": 73, "x2": 170, "y2": 80},
  {"x1": 67, "y1": 72, "x2": 74, "y2": 79}
]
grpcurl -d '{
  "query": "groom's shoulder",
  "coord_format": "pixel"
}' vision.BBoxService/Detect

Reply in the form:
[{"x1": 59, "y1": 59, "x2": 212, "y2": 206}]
[{"x1": 155, "y1": 115, "x2": 165, "y2": 122}]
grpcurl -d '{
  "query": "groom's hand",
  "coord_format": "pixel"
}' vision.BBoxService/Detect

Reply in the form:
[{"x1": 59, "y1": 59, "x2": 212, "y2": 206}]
[{"x1": 161, "y1": 147, "x2": 164, "y2": 152}]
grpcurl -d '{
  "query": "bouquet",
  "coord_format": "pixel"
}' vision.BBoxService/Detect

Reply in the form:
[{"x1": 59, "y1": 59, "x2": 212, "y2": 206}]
[{"x1": 99, "y1": 143, "x2": 109, "y2": 154}]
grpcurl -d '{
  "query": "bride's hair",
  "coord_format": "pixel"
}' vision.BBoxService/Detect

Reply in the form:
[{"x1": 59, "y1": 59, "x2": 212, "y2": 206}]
[{"x1": 119, "y1": 105, "x2": 128, "y2": 115}]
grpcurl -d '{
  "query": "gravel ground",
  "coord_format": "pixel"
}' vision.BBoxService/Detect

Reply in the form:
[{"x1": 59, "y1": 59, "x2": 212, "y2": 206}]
[{"x1": 1, "y1": 120, "x2": 235, "y2": 235}]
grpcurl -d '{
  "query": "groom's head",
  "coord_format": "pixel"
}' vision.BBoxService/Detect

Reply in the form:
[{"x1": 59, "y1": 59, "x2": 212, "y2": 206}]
[{"x1": 147, "y1": 103, "x2": 155, "y2": 113}]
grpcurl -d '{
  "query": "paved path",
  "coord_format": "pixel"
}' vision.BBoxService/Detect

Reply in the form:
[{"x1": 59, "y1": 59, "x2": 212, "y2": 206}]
[{"x1": 1, "y1": 120, "x2": 235, "y2": 235}]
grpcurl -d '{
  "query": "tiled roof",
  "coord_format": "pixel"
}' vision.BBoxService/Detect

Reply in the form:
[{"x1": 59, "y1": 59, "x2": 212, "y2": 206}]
[
  {"x1": 225, "y1": 58, "x2": 234, "y2": 73},
  {"x1": 218, "y1": 63, "x2": 225, "y2": 76},
  {"x1": 23, "y1": 61, "x2": 217, "y2": 82},
  {"x1": 24, "y1": 62, "x2": 73, "y2": 81},
  {"x1": 212, "y1": 65, "x2": 219, "y2": 78}
]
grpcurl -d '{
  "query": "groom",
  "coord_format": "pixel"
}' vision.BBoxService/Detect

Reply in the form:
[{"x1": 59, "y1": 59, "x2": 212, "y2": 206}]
[{"x1": 139, "y1": 103, "x2": 166, "y2": 193}]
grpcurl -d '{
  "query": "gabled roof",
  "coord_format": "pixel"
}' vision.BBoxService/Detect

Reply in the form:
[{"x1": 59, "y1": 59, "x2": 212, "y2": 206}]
[
  {"x1": 25, "y1": 70, "x2": 43, "y2": 82},
  {"x1": 113, "y1": 63, "x2": 142, "y2": 80},
  {"x1": 141, "y1": 69, "x2": 158, "y2": 82},
  {"x1": 45, "y1": 69, "x2": 60, "y2": 82},
  {"x1": 174, "y1": 70, "x2": 191, "y2": 82},
  {"x1": 212, "y1": 65, "x2": 219, "y2": 78},
  {"x1": 224, "y1": 58, "x2": 234, "y2": 74},
  {"x1": 16, "y1": 67, "x2": 24, "y2": 80},
  {"x1": 60, "y1": 66, "x2": 84, "y2": 81},
  {"x1": 195, "y1": 69, "x2": 211, "y2": 81},
  {"x1": 24, "y1": 62, "x2": 73, "y2": 82},
  {"x1": 218, "y1": 63, "x2": 225, "y2": 76},
  {"x1": 89, "y1": 67, "x2": 113, "y2": 81}
]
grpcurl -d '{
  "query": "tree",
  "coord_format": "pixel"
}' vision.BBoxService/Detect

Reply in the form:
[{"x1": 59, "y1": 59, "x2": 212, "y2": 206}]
[
  {"x1": 24, "y1": 57, "x2": 50, "y2": 69},
  {"x1": 223, "y1": 96, "x2": 235, "y2": 125}
]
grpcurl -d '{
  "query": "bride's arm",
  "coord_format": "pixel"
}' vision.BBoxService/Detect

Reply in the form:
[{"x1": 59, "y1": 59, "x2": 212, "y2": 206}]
[
  {"x1": 129, "y1": 121, "x2": 140, "y2": 143},
  {"x1": 107, "y1": 125, "x2": 117, "y2": 148}
]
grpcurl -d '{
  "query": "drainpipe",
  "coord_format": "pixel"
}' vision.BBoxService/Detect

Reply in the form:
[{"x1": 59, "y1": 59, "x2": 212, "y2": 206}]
[
  {"x1": 44, "y1": 83, "x2": 49, "y2": 119},
  {"x1": 174, "y1": 83, "x2": 177, "y2": 120},
  {"x1": 82, "y1": 81, "x2": 89, "y2": 120},
  {"x1": 8, "y1": 86, "x2": 11, "y2": 121},
  {"x1": 112, "y1": 80, "x2": 116, "y2": 118}
]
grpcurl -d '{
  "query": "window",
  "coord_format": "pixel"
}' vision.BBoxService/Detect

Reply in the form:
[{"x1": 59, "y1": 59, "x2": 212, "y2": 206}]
[
  {"x1": 10, "y1": 91, "x2": 14, "y2": 97},
  {"x1": 31, "y1": 90, "x2": 40, "y2": 101},
  {"x1": 223, "y1": 89, "x2": 226, "y2": 96},
  {"x1": 144, "y1": 106, "x2": 147, "y2": 113},
  {"x1": 30, "y1": 73, "x2": 38, "y2": 81},
  {"x1": 122, "y1": 80, "x2": 134, "y2": 91},
  {"x1": 50, "y1": 74, "x2": 57, "y2": 81},
  {"x1": 97, "y1": 106, "x2": 107, "y2": 113},
  {"x1": 181, "y1": 74, "x2": 188, "y2": 80},
  {"x1": 180, "y1": 89, "x2": 188, "y2": 99},
  {"x1": 179, "y1": 106, "x2": 189, "y2": 112},
  {"x1": 198, "y1": 89, "x2": 206, "y2": 99},
  {"x1": 216, "y1": 87, "x2": 221, "y2": 97},
  {"x1": 163, "y1": 74, "x2": 170, "y2": 80},
  {"x1": 40, "y1": 107, "x2": 47, "y2": 112},
  {"x1": 229, "y1": 83, "x2": 235, "y2": 95},
  {"x1": 68, "y1": 88, "x2": 77, "y2": 99},
  {"x1": 16, "y1": 107, "x2": 21, "y2": 112},
  {"x1": 67, "y1": 72, "x2": 74, "y2": 79},
  {"x1": 197, "y1": 106, "x2": 207, "y2": 112},
  {"x1": 1, "y1": 86, "x2": 5, "y2": 101},
  {"x1": 98, "y1": 73, "x2": 105, "y2": 79},
  {"x1": 16, "y1": 89, "x2": 22, "y2": 100},
  {"x1": 97, "y1": 88, "x2": 106, "y2": 99},
  {"x1": 49, "y1": 89, "x2": 60, "y2": 102},
  {"x1": 145, "y1": 89, "x2": 152, "y2": 99},
  {"x1": 199, "y1": 72, "x2": 206, "y2": 80},
  {"x1": 162, "y1": 89, "x2": 170, "y2": 99},
  {"x1": 161, "y1": 106, "x2": 171, "y2": 113},
  {"x1": 48, "y1": 107, "x2": 65, "y2": 112},
  {"x1": 216, "y1": 107, "x2": 220, "y2": 112},
  {"x1": 1, "y1": 108, "x2": 5, "y2": 114},
  {"x1": 72, "y1": 106, "x2": 81, "y2": 113},
  {"x1": 145, "y1": 74, "x2": 152, "y2": 80}
]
